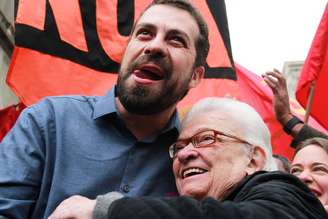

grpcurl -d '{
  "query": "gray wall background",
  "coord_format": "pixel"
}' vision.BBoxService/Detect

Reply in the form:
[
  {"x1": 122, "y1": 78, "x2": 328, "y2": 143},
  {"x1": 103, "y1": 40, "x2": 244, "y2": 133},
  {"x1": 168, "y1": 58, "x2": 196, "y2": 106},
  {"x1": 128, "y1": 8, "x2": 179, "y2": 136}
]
[{"x1": 0, "y1": 0, "x2": 18, "y2": 109}]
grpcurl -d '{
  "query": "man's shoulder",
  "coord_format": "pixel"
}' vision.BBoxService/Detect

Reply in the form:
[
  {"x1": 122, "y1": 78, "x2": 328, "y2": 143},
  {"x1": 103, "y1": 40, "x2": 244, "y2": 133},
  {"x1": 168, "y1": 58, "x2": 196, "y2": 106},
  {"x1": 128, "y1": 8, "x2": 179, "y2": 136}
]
[
  {"x1": 29, "y1": 95, "x2": 100, "y2": 111},
  {"x1": 19, "y1": 95, "x2": 102, "y2": 122},
  {"x1": 40, "y1": 95, "x2": 99, "y2": 105}
]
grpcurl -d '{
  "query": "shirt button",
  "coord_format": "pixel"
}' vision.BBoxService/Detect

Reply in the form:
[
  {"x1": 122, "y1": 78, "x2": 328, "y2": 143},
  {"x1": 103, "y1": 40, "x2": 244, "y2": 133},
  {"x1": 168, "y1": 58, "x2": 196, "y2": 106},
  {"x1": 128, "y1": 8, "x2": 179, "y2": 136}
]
[{"x1": 122, "y1": 185, "x2": 130, "y2": 193}]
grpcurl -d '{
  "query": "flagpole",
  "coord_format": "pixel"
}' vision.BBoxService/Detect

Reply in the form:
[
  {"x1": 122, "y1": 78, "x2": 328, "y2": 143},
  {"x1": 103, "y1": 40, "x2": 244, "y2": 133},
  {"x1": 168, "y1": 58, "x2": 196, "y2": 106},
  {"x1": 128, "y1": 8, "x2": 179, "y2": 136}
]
[{"x1": 304, "y1": 81, "x2": 316, "y2": 124}]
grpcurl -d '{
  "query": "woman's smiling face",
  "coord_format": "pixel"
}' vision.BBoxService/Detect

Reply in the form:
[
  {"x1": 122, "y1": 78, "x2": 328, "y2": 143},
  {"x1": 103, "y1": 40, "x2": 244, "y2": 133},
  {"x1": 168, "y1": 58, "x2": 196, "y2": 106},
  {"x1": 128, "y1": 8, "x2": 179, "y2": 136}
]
[
  {"x1": 291, "y1": 144, "x2": 328, "y2": 206},
  {"x1": 172, "y1": 111, "x2": 254, "y2": 200}
]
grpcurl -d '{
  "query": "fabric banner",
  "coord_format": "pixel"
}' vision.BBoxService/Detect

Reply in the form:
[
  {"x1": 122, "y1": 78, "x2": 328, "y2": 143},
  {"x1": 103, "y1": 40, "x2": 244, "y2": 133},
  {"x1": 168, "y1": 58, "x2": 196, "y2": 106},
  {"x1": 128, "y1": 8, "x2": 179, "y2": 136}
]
[
  {"x1": 0, "y1": 103, "x2": 26, "y2": 141},
  {"x1": 236, "y1": 64, "x2": 327, "y2": 159},
  {"x1": 9, "y1": 0, "x2": 235, "y2": 106},
  {"x1": 296, "y1": 3, "x2": 328, "y2": 130},
  {"x1": 8, "y1": 0, "x2": 324, "y2": 158}
]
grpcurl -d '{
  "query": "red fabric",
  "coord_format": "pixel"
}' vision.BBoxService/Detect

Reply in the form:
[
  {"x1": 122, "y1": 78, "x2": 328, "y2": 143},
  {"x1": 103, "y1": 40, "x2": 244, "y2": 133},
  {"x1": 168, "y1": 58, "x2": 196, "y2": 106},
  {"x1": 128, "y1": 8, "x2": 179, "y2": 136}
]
[
  {"x1": 296, "y1": 3, "x2": 328, "y2": 130},
  {"x1": 0, "y1": 103, "x2": 26, "y2": 141},
  {"x1": 236, "y1": 64, "x2": 327, "y2": 160},
  {"x1": 16, "y1": 0, "x2": 46, "y2": 30},
  {"x1": 49, "y1": 0, "x2": 88, "y2": 51},
  {"x1": 9, "y1": 1, "x2": 234, "y2": 106},
  {"x1": 9, "y1": 1, "x2": 327, "y2": 160},
  {"x1": 7, "y1": 48, "x2": 117, "y2": 105},
  {"x1": 177, "y1": 79, "x2": 239, "y2": 116}
]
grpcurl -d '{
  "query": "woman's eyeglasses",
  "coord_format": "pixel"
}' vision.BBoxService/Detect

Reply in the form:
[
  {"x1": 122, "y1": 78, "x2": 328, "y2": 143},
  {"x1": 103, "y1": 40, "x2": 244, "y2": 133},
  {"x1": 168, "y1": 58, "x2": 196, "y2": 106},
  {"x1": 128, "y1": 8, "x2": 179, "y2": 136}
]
[{"x1": 169, "y1": 129, "x2": 253, "y2": 159}]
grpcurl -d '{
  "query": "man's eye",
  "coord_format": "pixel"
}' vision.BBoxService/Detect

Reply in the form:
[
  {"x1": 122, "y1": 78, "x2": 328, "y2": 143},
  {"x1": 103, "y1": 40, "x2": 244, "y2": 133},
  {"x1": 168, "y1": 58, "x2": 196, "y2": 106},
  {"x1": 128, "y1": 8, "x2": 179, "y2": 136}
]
[
  {"x1": 136, "y1": 29, "x2": 152, "y2": 38},
  {"x1": 139, "y1": 31, "x2": 150, "y2": 35},
  {"x1": 169, "y1": 36, "x2": 186, "y2": 47}
]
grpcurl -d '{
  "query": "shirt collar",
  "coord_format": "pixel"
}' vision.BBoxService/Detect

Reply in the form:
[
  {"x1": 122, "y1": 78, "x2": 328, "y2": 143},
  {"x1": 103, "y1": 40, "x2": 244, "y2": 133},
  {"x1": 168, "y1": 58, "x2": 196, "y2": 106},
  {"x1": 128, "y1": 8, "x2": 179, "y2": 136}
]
[
  {"x1": 92, "y1": 87, "x2": 117, "y2": 119},
  {"x1": 138, "y1": 112, "x2": 181, "y2": 143},
  {"x1": 162, "y1": 109, "x2": 181, "y2": 133}
]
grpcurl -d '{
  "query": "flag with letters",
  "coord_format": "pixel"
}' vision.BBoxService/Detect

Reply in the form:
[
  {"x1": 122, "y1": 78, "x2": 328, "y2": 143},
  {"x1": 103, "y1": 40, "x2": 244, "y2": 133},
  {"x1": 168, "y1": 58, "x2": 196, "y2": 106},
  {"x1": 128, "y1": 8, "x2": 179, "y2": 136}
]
[{"x1": 9, "y1": 0, "x2": 236, "y2": 106}]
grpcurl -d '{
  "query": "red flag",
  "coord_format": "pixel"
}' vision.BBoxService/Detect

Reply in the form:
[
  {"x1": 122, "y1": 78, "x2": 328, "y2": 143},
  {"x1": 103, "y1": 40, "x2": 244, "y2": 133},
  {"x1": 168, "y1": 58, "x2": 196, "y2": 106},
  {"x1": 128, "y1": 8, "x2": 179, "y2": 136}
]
[
  {"x1": 236, "y1": 64, "x2": 327, "y2": 160},
  {"x1": 11, "y1": 0, "x2": 322, "y2": 159},
  {"x1": 0, "y1": 103, "x2": 26, "y2": 141},
  {"x1": 296, "y1": 3, "x2": 328, "y2": 130},
  {"x1": 9, "y1": 0, "x2": 235, "y2": 106}
]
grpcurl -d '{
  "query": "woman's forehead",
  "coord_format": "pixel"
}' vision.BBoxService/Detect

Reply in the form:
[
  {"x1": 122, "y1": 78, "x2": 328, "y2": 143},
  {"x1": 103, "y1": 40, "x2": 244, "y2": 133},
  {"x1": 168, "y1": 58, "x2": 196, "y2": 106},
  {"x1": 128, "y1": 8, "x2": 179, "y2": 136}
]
[
  {"x1": 293, "y1": 145, "x2": 328, "y2": 164},
  {"x1": 181, "y1": 111, "x2": 242, "y2": 138}
]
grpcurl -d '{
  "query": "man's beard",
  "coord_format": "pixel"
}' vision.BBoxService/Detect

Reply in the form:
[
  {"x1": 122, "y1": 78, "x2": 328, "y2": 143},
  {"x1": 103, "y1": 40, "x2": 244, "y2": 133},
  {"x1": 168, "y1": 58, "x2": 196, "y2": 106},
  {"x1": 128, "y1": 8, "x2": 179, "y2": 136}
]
[{"x1": 116, "y1": 54, "x2": 192, "y2": 115}]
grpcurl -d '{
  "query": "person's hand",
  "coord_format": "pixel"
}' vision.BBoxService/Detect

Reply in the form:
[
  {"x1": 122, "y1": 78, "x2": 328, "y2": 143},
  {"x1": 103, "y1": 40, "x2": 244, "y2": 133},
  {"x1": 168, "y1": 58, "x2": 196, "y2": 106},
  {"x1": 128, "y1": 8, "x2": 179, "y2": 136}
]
[
  {"x1": 262, "y1": 69, "x2": 293, "y2": 124},
  {"x1": 48, "y1": 195, "x2": 96, "y2": 219}
]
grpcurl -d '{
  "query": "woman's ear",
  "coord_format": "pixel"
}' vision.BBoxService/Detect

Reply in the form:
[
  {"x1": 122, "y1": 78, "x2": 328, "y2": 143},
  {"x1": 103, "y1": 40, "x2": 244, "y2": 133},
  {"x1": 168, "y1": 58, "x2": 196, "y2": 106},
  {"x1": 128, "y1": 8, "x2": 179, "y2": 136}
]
[{"x1": 245, "y1": 146, "x2": 266, "y2": 175}]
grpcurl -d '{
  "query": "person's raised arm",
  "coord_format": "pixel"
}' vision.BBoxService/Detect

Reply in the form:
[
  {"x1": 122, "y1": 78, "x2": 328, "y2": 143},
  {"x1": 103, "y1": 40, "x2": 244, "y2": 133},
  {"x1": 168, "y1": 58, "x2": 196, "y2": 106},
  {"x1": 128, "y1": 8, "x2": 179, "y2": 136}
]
[
  {"x1": 262, "y1": 69, "x2": 303, "y2": 135},
  {"x1": 262, "y1": 69, "x2": 327, "y2": 146}
]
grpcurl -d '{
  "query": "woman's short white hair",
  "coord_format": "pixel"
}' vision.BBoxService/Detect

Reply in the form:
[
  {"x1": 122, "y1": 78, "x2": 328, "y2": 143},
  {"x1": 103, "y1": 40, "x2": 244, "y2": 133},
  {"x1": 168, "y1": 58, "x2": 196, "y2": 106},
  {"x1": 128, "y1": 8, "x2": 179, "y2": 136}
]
[{"x1": 183, "y1": 97, "x2": 277, "y2": 171}]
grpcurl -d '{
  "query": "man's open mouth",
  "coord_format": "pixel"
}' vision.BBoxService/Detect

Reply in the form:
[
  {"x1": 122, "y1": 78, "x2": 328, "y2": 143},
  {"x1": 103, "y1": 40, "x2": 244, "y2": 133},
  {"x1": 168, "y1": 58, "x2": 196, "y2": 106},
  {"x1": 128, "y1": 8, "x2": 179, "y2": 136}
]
[{"x1": 133, "y1": 64, "x2": 165, "y2": 81}]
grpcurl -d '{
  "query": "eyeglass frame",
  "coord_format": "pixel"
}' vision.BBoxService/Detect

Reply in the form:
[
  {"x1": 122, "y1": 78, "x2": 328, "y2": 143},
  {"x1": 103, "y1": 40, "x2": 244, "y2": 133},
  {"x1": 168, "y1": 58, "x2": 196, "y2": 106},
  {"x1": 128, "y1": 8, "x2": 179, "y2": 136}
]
[{"x1": 169, "y1": 128, "x2": 254, "y2": 159}]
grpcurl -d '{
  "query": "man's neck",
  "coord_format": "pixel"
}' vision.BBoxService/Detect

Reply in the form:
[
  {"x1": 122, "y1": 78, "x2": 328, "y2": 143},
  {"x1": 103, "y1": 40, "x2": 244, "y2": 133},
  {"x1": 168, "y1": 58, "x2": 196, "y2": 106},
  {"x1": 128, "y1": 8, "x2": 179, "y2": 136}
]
[{"x1": 115, "y1": 98, "x2": 176, "y2": 140}]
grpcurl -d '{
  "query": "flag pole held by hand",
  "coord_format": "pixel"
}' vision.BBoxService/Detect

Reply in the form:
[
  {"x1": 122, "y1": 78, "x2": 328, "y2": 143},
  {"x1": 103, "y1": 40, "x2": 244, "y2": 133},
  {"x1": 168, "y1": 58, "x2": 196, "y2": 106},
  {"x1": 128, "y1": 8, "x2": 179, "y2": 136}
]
[{"x1": 304, "y1": 81, "x2": 316, "y2": 124}]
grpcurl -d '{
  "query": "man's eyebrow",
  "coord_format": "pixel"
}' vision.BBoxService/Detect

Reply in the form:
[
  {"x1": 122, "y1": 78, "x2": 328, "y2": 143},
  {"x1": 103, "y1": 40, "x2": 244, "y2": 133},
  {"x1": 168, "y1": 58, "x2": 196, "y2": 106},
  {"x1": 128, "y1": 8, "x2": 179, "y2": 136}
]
[
  {"x1": 134, "y1": 23, "x2": 191, "y2": 42},
  {"x1": 134, "y1": 23, "x2": 156, "y2": 30}
]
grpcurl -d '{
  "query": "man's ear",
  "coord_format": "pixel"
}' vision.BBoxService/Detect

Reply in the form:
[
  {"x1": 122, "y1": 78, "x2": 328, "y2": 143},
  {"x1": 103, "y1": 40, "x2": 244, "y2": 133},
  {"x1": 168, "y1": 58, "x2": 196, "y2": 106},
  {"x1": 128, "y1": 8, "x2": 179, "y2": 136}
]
[
  {"x1": 189, "y1": 66, "x2": 204, "y2": 88},
  {"x1": 245, "y1": 146, "x2": 266, "y2": 175}
]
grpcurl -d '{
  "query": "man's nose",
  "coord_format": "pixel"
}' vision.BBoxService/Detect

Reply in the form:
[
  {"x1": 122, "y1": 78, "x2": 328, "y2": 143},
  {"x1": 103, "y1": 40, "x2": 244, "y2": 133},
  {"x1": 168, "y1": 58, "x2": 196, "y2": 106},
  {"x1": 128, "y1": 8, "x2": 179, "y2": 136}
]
[
  {"x1": 176, "y1": 143, "x2": 198, "y2": 163},
  {"x1": 144, "y1": 36, "x2": 167, "y2": 58}
]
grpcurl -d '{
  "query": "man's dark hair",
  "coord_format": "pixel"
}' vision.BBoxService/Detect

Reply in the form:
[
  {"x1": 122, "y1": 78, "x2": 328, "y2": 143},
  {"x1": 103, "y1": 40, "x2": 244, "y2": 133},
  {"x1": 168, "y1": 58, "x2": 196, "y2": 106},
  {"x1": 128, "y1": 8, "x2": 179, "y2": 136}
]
[
  {"x1": 135, "y1": 0, "x2": 209, "y2": 67},
  {"x1": 273, "y1": 154, "x2": 291, "y2": 172}
]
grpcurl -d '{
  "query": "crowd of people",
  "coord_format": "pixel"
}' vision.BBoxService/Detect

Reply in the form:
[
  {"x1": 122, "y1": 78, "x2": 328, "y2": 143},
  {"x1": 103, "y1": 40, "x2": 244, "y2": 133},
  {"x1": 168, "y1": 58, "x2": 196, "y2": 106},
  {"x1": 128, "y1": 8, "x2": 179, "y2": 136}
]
[{"x1": 0, "y1": 0, "x2": 328, "y2": 218}]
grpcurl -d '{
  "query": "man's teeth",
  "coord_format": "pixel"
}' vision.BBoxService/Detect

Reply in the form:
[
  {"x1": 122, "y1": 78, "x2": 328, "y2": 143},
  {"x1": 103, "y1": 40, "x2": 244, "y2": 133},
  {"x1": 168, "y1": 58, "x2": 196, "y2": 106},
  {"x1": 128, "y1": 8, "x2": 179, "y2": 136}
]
[{"x1": 183, "y1": 168, "x2": 206, "y2": 178}]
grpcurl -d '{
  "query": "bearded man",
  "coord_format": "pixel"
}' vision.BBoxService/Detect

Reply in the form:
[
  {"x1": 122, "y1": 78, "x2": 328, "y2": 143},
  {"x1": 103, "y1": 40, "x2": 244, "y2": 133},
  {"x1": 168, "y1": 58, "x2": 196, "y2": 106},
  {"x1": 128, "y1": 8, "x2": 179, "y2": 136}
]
[{"x1": 0, "y1": 0, "x2": 209, "y2": 218}]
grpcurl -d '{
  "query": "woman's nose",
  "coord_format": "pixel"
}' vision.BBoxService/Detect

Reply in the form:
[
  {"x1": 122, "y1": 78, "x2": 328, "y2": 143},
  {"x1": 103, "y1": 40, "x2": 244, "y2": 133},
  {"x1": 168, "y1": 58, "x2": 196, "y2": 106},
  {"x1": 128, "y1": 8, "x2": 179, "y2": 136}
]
[
  {"x1": 298, "y1": 170, "x2": 314, "y2": 184},
  {"x1": 176, "y1": 143, "x2": 199, "y2": 163}
]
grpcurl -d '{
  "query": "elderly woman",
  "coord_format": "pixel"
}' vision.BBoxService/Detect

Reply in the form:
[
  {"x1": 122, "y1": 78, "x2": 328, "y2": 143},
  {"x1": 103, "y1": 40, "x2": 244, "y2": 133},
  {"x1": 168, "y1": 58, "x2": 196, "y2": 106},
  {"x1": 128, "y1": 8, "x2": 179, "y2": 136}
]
[
  {"x1": 49, "y1": 98, "x2": 327, "y2": 219},
  {"x1": 291, "y1": 137, "x2": 328, "y2": 212}
]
